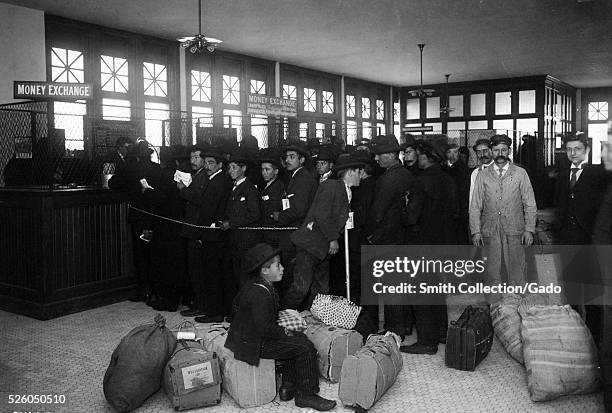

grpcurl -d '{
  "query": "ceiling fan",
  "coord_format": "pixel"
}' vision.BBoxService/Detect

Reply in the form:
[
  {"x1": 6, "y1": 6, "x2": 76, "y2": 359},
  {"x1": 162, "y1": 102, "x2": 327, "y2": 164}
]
[
  {"x1": 440, "y1": 74, "x2": 455, "y2": 115},
  {"x1": 177, "y1": 0, "x2": 222, "y2": 54},
  {"x1": 407, "y1": 44, "x2": 435, "y2": 98}
]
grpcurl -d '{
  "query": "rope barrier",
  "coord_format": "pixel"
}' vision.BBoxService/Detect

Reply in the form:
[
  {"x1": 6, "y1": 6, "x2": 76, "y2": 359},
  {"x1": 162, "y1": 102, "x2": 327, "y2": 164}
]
[{"x1": 128, "y1": 204, "x2": 298, "y2": 231}]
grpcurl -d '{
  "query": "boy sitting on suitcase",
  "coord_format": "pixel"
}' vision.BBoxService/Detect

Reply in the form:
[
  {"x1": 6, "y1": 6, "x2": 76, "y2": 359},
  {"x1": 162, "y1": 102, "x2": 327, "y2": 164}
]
[{"x1": 225, "y1": 243, "x2": 336, "y2": 411}]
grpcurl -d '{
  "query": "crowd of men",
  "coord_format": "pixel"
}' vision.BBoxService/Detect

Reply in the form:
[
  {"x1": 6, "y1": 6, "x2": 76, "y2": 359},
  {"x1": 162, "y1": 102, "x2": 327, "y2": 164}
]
[{"x1": 105, "y1": 129, "x2": 612, "y2": 363}]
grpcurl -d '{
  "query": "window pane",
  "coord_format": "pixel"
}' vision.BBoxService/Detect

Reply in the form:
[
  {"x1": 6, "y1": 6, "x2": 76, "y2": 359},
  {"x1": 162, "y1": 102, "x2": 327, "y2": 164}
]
[
  {"x1": 361, "y1": 97, "x2": 371, "y2": 119},
  {"x1": 101, "y1": 55, "x2": 129, "y2": 93},
  {"x1": 251, "y1": 115, "x2": 268, "y2": 147},
  {"x1": 250, "y1": 79, "x2": 266, "y2": 95},
  {"x1": 223, "y1": 109, "x2": 242, "y2": 141},
  {"x1": 406, "y1": 98, "x2": 420, "y2": 119},
  {"x1": 299, "y1": 122, "x2": 308, "y2": 138},
  {"x1": 468, "y1": 120, "x2": 488, "y2": 130},
  {"x1": 282, "y1": 84, "x2": 296, "y2": 100},
  {"x1": 102, "y1": 98, "x2": 130, "y2": 120},
  {"x1": 223, "y1": 75, "x2": 240, "y2": 105},
  {"x1": 377, "y1": 123, "x2": 386, "y2": 135},
  {"x1": 423, "y1": 122, "x2": 442, "y2": 132},
  {"x1": 54, "y1": 101, "x2": 86, "y2": 150},
  {"x1": 191, "y1": 70, "x2": 211, "y2": 102},
  {"x1": 516, "y1": 118, "x2": 538, "y2": 135},
  {"x1": 447, "y1": 121, "x2": 465, "y2": 131},
  {"x1": 192, "y1": 106, "x2": 213, "y2": 144},
  {"x1": 51, "y1": 47, "x2": 84, "y2": 83},
  {"x1": 588, "y1": 101, "x2": 608, "y2": 121},
  {"x1": 315, "y1": 122, "x2": 325, "y2": 138},
  {"x1": 426, "y1": 97, "x2": 440, "y2": 119},
  {"x1": 346, "y1": 95, "x2": 356, "y2": 117},
  {"x1": 376, "y1": 99, "x2": 385, "y2": 120},
  {"x1": 495, "y1": 92, "x2": 512, "y2": 115},
  {"x1": 145, "y1": 102, "x2": 169, "y2": 147},
  {"x1": 449, "y1": 95, "x2": 463, "y2": 117},
  {"x1": 393, "y1": 124, "x2": 400, "y2": 140},
  {"x1": 304, "y1": 88, "x2": 316, "y2": 112},
  {"x1": 346, "y1": 120, "x2": 357, "y2": 145},
  {"x1": 143, "y1": 62, "x2": 167, "y2": 97},
  {"x1": 322, "y1": 91, "x2": 334, "y2": 114},
  {"x1": 470, "y1": 94, "x2": 486, "y2": 116},
  {"x1": 519, "y1": 90, "x2": 536, "y2": 114},
  {"x1": 493, "y1": 118, "x2": 513, "y2": 134},
  {"x1": 393, "y1": 102, "x2": 400, "y2": 122},
  {"x1": 589, "y1": 123, "x2": 609, "y2": 164},
  {"x1": 363, "y1": 121, "x2": 372, "y2": 139}
]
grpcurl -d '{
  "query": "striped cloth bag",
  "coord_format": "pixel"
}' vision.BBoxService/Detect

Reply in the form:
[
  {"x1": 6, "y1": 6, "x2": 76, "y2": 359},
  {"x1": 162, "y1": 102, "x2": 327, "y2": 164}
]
[
  {"x1": 519, "y1": 304, "x2": 600, "y2": 401},
  {"x1": 490, "y1": 293, "x2": 523, "y2": 363}
]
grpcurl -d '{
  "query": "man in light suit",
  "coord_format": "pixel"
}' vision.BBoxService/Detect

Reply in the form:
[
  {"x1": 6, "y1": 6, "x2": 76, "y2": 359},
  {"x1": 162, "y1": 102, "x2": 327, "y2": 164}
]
[
  {"x1": 470, "y1": 135, "x2": 537, "y2": 301},
  {"x1": 282, "y1": 155, "x2": 364, "y2": 310}
]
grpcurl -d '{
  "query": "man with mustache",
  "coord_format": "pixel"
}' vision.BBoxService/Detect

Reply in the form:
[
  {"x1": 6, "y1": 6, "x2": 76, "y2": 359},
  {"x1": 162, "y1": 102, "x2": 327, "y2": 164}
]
[{"x1": 469, "y1": 135, "x2": 537, "y2": 302}]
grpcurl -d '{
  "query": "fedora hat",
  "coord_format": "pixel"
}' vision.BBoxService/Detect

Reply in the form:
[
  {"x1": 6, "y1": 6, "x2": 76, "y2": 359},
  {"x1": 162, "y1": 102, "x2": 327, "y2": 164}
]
[
  {"x1": 284, "y1": 140, "x2": 310, "y2": 158},
  {"x1": 259, "y1": 148, "x2": 283, "y2": 169},
  {"x1": 371, "y1": 134, "x2": 401, "y2": 155},
  {"x1": 244, "y1": 243, "x2": 281, "y2": 274},
  {"x1": 332, "y1": 153, "x2": 365, "y2": 174},
  {"x1": 316, "y1": 147, "x2": 336, "y2": 162}
]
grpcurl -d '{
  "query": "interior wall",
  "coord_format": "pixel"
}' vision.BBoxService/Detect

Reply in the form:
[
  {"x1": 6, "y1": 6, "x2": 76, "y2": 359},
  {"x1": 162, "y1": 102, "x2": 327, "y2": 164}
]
[{"x1": 0, "y1": 3, "x2": 46, "y2": 104}]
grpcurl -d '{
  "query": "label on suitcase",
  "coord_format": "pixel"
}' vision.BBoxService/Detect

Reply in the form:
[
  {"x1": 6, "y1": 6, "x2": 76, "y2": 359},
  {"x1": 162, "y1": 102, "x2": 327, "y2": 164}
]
[{"x1": 445, "y1": 306, "x2": 493, "y2": 371}]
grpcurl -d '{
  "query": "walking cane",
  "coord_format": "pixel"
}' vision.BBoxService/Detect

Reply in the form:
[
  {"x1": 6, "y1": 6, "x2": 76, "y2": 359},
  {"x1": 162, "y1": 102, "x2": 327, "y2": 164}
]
[{"x1": 345, "y1": 226, "x2": 351, "y2": 302}]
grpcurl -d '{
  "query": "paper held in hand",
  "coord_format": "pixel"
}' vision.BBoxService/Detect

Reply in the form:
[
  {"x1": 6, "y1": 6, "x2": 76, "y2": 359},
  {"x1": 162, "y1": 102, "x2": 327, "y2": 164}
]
[{"x1": 174, "y1": 170, "x2": 192, "y2": 187}]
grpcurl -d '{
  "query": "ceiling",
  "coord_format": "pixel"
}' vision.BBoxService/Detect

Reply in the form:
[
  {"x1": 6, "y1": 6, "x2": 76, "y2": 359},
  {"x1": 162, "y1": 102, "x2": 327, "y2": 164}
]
[{"x1": 3, "y1": 0, "x2": 612, "y2": 88}]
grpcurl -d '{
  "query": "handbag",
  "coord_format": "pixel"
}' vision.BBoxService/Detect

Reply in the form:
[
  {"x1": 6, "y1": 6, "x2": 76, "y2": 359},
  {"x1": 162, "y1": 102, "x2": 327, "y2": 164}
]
[{"x1": 310, "y1": 293, "x2": 362, "y2": 329}]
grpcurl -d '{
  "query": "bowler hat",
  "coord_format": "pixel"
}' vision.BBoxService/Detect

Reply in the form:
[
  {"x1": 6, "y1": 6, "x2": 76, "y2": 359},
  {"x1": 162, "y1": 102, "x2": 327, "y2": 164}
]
[
  {"x1": 489, "y1": 134, "x2": 512, "y2": 147},
  {"x1": 332, "y1": 154, "x2": 365, "y2": 174},
  {"x1": 284, "y1": 140, "x2": 310, "y2": 158},
  {"x1": 200, "y1": 147, "x2": 226, "y2": 163},
  {"x1": 228, "y1": 149, "x2": 251, "y2": 166},
  {"x1": 131, "y1": 140, "x2": 154, "y2": 157},
  {"x1": 355, "y1": 138, "x2": 371, "y2": 148},
  {"x1": 316, "y1": 147, "x2": 336, "y2": 162},
  {"x1": 259, "y1": 148, "x2": 283, "y2": 168},
  {"x1": 244, "y1": 243, "x2": 281, "y2": 274},
  {"x1": 371, "y1": 134, "x2": 401, "y2": 155}
]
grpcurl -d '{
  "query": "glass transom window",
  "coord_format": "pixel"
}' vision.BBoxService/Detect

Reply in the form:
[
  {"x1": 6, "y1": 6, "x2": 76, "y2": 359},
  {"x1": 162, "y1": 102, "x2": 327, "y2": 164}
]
[
  {"x1": 101, "y1": 55, "x2": 129, "y2": 93},
  {"x1": 143, "y1": 62, "x2": 167, "y2": 97},
  {"x1": 51, "y1": 47, "x2": 84, "y2": 83},
  {"x1": 191, "y1": 70, "x2": 211, "y2": 102},
  {"x1": 304, "y1": 88, "x2": 317, "y2": 112},
  {"x1": 588, "y1": 102, "x2": 608, "y2": 121},
  {"x1": 322, "y1": 91, "x2": 334, "y2": 114},
  {"x1": 282, "y1": 84, "x2": 297, "y2": 100},
  {"x1": 346, "y1": 95, "x2": 356, "y2": 118},
  {"x1": 361, "y1": 97, "x2": 371, "y2": 119},
  {"x1": 250, "y1": 79, "x2": 266, "y2": 95},
  {"x1": 376, "y1": 99, "x2": 384, "y2": 120},
  {"x1": 223, "y1": 75, "x2": 240, "y2": 105}
]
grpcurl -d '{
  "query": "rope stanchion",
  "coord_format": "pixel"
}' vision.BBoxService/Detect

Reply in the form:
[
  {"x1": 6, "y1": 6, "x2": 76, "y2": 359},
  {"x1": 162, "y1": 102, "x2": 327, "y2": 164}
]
[{"x1": 128, "y1": 204, "x2": 298, "y2": 231}]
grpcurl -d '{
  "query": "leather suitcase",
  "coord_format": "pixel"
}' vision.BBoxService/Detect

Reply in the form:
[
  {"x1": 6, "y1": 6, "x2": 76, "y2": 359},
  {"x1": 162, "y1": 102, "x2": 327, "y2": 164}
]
[
  {"x1": 338, "y1": 333, "x2": 403, "y2": 410},
  {"x1": 301, "y1": 313, "x2": 363, "y2": 382},
  {"x1": 445, "y1": 306, "x2": 493, "y2": 371},
  {"x1": 162, "y1": 340, "x2": 222, "y2": 411}
]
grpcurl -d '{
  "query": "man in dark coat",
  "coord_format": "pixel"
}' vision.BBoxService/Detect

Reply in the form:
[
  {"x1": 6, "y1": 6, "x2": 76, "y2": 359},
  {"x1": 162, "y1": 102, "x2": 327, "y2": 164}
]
[
  {"x1": 365, "y1": 134, "x2": 415, "y2": 339},
  {"x1": 555, "y1": 134, "x2": 608, "y2": 341},
  {"x1": 442, "y1": 143, "x2": 470, "y2": 243},
  {"x1": 259, "y1": 148, "x2": 285, "y2": 248},
  {"x1": 225, "y1": 244, "x2": 336, "y2": 411},
  {"x1": 102, "y1": 136, "x2": 132, "y2": 180},
  {"x1": 402, "y1": 134, "x2": 420, "y2": 176},
  {"x1": 282, "y1": 155, "x2": 364, "y2": 310},
  {"x1": 400, "y1": 140, "x2": 456, "y2": 355}
]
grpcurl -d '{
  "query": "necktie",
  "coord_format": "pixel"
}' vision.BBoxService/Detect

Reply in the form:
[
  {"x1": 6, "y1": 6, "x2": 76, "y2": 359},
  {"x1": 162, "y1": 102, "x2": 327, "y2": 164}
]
[
  {"x1": 570, "y1": 167, "x2": 580, "y2": 189},
  {"x1": 498, "y1": 168, "x2": 504, "y2": 179}
]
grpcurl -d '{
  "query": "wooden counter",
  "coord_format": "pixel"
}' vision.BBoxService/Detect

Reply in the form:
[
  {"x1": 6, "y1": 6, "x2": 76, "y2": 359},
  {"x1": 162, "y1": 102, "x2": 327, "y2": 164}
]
[{"x1": 0, "y1": 187, "x2": 135, "y2": 319}]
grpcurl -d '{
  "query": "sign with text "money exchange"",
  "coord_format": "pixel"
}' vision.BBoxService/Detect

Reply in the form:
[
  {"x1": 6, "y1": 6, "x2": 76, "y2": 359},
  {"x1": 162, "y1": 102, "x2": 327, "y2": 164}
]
[
  {"x1": 14, "y1": 81, "x2": 93, "y2": 100},
  {"x1": 246, "y1": 94, "x2": 297, "y2": 118}
]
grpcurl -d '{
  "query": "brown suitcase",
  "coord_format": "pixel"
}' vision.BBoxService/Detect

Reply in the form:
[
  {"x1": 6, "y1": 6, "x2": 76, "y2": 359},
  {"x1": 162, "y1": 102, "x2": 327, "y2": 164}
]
[
  {"x1": 445, "y1": 306, "x2": 493, "y2": 371},
  {"x1": 162, "y1": 339, "x2": 222, "y2": 411}
]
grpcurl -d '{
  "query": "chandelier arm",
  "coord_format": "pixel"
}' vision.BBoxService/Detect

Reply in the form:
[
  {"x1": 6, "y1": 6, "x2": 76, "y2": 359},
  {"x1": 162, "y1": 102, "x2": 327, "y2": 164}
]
[{"x1": 198, "y1": 0, "x2": 202, "y2": 35}]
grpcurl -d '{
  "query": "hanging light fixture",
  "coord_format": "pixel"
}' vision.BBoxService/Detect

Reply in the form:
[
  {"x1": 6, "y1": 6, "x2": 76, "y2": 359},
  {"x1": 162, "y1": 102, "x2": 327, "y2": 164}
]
[
  {"x1": 407, "y1": 43, "x2": 435, "y2": 98},
  {"x1": 440, "y1": 74, "x2": 455, "y2": 115},
  {"x1": 177, "y1": 0, "x2": 222, "y2": 53}
]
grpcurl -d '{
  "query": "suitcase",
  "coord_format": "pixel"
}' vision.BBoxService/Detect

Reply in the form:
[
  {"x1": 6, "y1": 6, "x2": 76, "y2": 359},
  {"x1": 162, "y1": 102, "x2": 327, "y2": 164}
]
[
  {"x1": 201, "y1": 328, "x2": 276, "y2": 408},
  {"x1": 162, "y1": 340, "x2": 222, "y2": 411},
  {"x1": 445, "y1": 306, "x2": 493, "y2": 371},
  {"x1": 338, "y1": 333, "x2": 403, "y2": 411},
  {"x1": 302, "y1": 313, "x2": 363, "y2": 382}
]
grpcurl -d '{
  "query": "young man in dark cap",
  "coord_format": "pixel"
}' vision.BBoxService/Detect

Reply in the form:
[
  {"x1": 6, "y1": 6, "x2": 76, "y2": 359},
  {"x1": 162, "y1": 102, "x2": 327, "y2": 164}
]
[
  {"x1": 402, "y1": 134, "x2": 420, "y2": 176},
  {"x1": 226, "y1": 243, "x2": 336, "y2": 412},
  {"x1": 315, "y1": 147, "x2": 335, "y2": 184},
  {"x1": 259, "y1": 148, "x2": 286, "y2": 248},
  {"x1": 282, "y1": 155, "x2": 364, "y2": 310},
  {"x1": 470, "y1": 134, "x2": 537, "y2": 301}
]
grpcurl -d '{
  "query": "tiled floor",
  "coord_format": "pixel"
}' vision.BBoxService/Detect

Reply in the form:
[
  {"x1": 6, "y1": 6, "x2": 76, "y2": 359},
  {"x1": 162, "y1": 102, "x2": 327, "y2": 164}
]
[{"x1": 0, "y1": 298, "x2": 604, "y2": 413}]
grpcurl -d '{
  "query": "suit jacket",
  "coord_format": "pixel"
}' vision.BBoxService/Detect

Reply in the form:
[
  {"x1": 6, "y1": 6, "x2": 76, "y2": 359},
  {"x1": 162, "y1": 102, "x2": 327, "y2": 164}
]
[
  {"x1": 290, "y1": 179, "x2": 350, "y2": 260},
  {"x1": 225, "y1": 278, "x2": 286, "y2": 366},
  {"x1": 178, "y1": 168, "x2": 209, "y2": 239},
  {"x1": 278, "y1": 167, "x2": 317, "y2": 227},
  {"x1": 197, "y1": 171, "x2": 233, "y2": 242},
  {"x1": 225, "y1": 178, "x2": 261, "y2": 249},
  {"x1": 366, "y1": 163, "x2": 414, "y2": 244},
  {"x1": 259, "y1": 178, "x2": 285, "y2": 228},
  {"x1": 469, "y1": 162, "x2": 537, "y2": 237},
  {"x1": 349, "y1": 175, "x2": 377, "y2": 251},
  {"x1": 554, "y1": 164, "x2": 608, "y2": 240},
  {"x1": 402, "y1": 164, "x2": 458, "y2": 245}
]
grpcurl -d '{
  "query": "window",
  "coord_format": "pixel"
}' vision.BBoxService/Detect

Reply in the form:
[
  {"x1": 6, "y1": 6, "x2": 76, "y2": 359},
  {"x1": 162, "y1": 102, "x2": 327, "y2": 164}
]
[
  {"x1": 299, "y1": 122, "x2": 308, "y2": 138},
  {"x1": 449, "y1": 96, "x2": 463, "y2": 117},
  {"x1": 495, "y1": 92, "x2": 512, "y2": 115},
  {"x1": 143, "y1": 62, "x2": 167, "y2": 97},
  {"x1": 283, "y1": 117, "x2": 290, "y2": 140},
  {"x1": 470, "y1": 94, "x2": 486, "y2": 116},
  {"x1": 145, "y1": 102, "x2": 169, "y2": 147},
  {"x1": 468, "y1": 120, "x2": 488, "y2": 130},
  {"x1": 346, "y1": 95, "x2": 356, "y2": 117},
  {"x1": 250, "y1": 79, "x2": 266, "y2": 95},
  {"x1": 192, "y1": 106, "x2": 213, "y2": 144},
  {"x1": 447, "y1": 121, "x2": 466, "y2": 131},
  {"x1": 346, "y1": 120, "x2": 357, "y2": 145},
  {"x1": 589, "y1": 123, "x2": 609, "y2": 164},
  {"x1": 102, "y1": 98, "x2": 130, "y2": 120},
  {"x1": 51, "y1": 47, "x2": 84, "y2": 83},
  {"x1": 304, "y1": 88, "x2": 316, "y2": 112},
  {"x1": 361, "y1": 97, "x2": 371, "y2": 119},
  {"x1": 519, "y1": 90, "x2": 536, "y2": 114},
  {"x1": 516, "y1": 118, "x2": 538, "y2": 135},
  {"x1": 191, "y1": 70, "x2": 211, "y2": 102},
  {"x1": 282, "y1": 84, "x2": 297, "y2": 100},
  {"x1": 222, "y1": 75, "x2": 240, "y2": 105},
  {"x1": 393, "y1": 102, "x2": 400, "y2": 139},
  {"x1": 426, "y1": 97, "x2": 440, "y2": 119},
  {"x1": 101, "y1": 55, "x2": 129, "y2": 93},
  {"x1": 423, "y1": 123, "x2": 442, "y2": 133},
  {"x1": 223, "y1": 109, "x2": 242, "y2": 141},
  {"x1": 406, "y1": 98, "x2": 420, "y2": 119},
  {"x1": 322, "y1": 91, "x2": 334, "y2": 114},
  {"x1": 316, "y1": 122, "x2": 325, "y2": 138},
  {"x1": 251, "y1": 115, "x2": 268, "y2": 148},
  {"x1": 54, "y1": 101, "x2": 86, "y2": 150},
  {"x1": 376, "y1": 123, "x2": 386, "y2": 135},
  {"x1": 363, "y1": 121, "x2": 372, "y2": 139},
  {"x1": 589, "y1": 102, "x2": 609, "y2": 121},
  {"x1": 493, "y1": 118, "x2": 513, "y2": 134},
  {"x1": 376, "y1": 100, "x2": 385, "y2": 120}
]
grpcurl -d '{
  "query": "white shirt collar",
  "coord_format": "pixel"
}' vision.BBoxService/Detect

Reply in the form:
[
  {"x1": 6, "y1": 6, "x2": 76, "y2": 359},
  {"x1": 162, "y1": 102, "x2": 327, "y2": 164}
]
[
  {"x1": 344, "y1": 181, "x2": 352, "y2": 203},
  {"x1": 291, "y1": 166, "x2": 303, "y2": 178},
  {"x1": 233, "y1": 177, "x2": 246, "y2": 187},
  {"x1": 209, "y1": 169, "x2": 222, "y2": 180},
  {"x1": 481, "y1": 160, "x2": 494, "y2": 170},
  {"x1": 493, "y1": 163, "x2": 509, "y2": 173},
  {"x1": 571, "y1": 160, "x2": 588, "y2": 169},
  {"x1": 319, "y1": 170, "x2": 332, "y2": 183},
  {"x1": 264, "y1": 177, "x2": 277, "y2": 189}
]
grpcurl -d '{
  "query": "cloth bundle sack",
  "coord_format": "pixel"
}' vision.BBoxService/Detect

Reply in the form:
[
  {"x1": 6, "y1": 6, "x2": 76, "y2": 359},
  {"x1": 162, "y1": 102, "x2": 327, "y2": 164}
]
[
  {"x1": 310, "y1": 293, "x2": 362, "y2": 330},
  {"x1": 490, "y1": 294, "x2": 524, "y2": 363},
  {"x1": 301, "y1": 312, "x2": 363, "y2": 382},
  {"x1": 202, "y1": 328, "x2": 276, "y2": 408},
  {"x1": 103, "y1": 314, "x2": 176, "y2": 413},
  {"x1": 338, "y1": 333, "x2": 403, "y2": 410},
  {"x1": 162, "y1": 339, "x2": 222, "y2": 410},
  {"x1": 520, "y1": 304, "x2": 600, "y2": 401},
  {"x1": 277, "y1": 309, "x2": 308, "y2": 332}
]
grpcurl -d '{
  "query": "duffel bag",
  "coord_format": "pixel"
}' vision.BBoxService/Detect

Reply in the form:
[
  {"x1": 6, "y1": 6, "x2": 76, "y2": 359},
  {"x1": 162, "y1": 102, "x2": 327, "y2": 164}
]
[
  {"x1": 302, "y1": 312, "x2": 362, "y2": 382},
  {"x1": 103, "y1": 314, "x2": 176, "y2": 413},
  {"x1": 445, "y1": 306, "x2": 493, "y2": 371},
  {"x1": 338, "y1": 332, "x2": 403, "y2": 410},
  {"x1": 491, "y1": 294, "x2": 523, "y2": 363},
  {"x1": 310, "y1": 293, "x2": 362, "y2": 330},
  {"x1": 162, "y1": 339, "x2": 222, "y2": 410}
]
